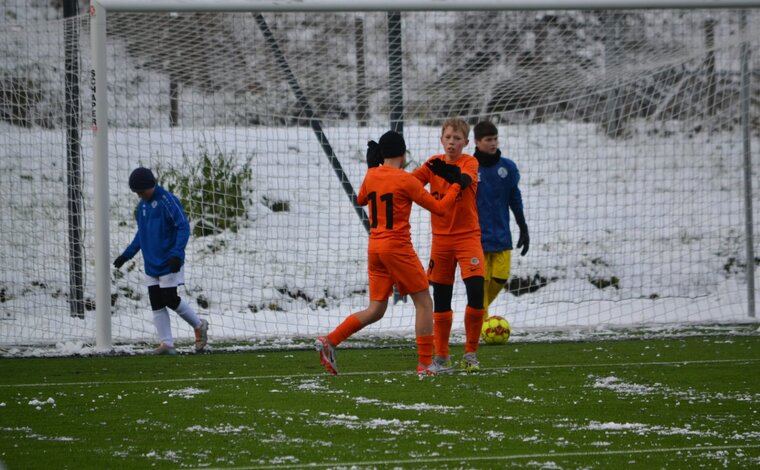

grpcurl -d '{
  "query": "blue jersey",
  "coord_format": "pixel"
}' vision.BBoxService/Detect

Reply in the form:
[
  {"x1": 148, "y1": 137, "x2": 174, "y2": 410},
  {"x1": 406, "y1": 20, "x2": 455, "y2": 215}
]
[
  {"x1": 121, "y1": 185, "x2": 190, "y2": 277},
  {"x1": 476, "y1": 151, "x2": 524, "y2": 253}
]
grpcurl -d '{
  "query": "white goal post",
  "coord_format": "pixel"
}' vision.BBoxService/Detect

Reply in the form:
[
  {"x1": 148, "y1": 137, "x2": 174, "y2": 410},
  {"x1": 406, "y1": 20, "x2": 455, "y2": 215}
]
[
  {"x1": 86, "y1": 0, "x2": 759, "y2": 351},
  {"x1": 92, "y1": 0, "x2": 760, "y2": 11},
  {"x1": 0, "y1": 1, "x2": 757, "y2": 352}
]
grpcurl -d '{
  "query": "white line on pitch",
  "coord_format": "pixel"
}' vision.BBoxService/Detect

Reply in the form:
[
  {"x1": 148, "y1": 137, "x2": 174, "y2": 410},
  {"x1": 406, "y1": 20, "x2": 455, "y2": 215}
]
[
  {"x1": 1, "y1": 357, "x2": 758, "y2": 388},
  {"x1": 198, "y1": 443, "x2": 760, "y2": 469}
]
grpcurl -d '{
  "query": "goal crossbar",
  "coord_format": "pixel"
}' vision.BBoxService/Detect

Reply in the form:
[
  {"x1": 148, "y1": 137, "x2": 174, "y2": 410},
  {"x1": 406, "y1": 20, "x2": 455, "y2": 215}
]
[{"x1": 95, "y1": 0, "x2": 760, "y2": 13}]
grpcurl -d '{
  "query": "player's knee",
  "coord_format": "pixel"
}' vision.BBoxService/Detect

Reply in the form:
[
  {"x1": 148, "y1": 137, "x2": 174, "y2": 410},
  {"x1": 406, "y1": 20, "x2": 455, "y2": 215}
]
[
  {"x1": 365, "y1": 300, "x2": 388, "y2": 322},
  {"x1": 161, "y1": 287, "x2": 181, "y2": 311},
  {"x1": 431, "y1": 282, "x2": 453, "y2": 312},
  {"x1": 148, "y1": 285, "x2": 165, "y2": 311},
  {"x1": 410, "y1": 289, "x2": 433, "y2": 313},
  {"x1": 464, "y1": 276, "x2": 484, "y2": 309}
]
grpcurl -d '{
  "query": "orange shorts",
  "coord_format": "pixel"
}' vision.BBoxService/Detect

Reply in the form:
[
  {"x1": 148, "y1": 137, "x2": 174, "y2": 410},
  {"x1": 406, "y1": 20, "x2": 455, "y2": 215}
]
[
  {"x1": 427, "y1": 235, "x2": 485, "y2": 284},
  {"x1": 368, "y1": 249, "x2": 429, "y2": 301}
]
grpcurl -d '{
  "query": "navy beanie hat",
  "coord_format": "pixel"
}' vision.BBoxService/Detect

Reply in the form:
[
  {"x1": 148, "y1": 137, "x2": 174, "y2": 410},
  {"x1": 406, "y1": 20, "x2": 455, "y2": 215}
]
[
  {"x1": 378, "y1": 130, "x2": 407, "y2": 159},
  {"x1": 128, "y1": 167, "x2": 156, "y2": 192}
]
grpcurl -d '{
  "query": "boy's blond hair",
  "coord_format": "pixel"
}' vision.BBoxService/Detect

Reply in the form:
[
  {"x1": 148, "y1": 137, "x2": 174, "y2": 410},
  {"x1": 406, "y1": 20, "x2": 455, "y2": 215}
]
[{"x1": 441, "y1": 118, "x2": 469, "y2": 139}]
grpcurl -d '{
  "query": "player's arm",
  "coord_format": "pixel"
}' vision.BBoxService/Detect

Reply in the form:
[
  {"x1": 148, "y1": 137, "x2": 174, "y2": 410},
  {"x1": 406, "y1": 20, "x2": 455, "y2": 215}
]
[
  {"x1": 506, "y1": 163, "x2": 522, "y2": 212},
  {"x1": 123, "y1": 205, "x2": 144, "y2": 258},
  {"x1": 411, "y1": 159, "x2": 432, "y2": 186},
  {"x1": 459, "y1": 157, "x2": 478, "y2": 190},
  {"x1": 157, "y1": 195, "x2": 190, "y2": 272},
  {"x1": 164, "y1": 195, "x2": 190, "y2": 259},
  {"x1": 411, "y1": 178, "x2": 461, "y2": 217},
  {"x1": 357, "y1": 178, "x2": 369, "y2": 206},
  {"x1": 426, "y1": 158, "x2": 475, "y2": 189},
  {"x1": 508, "y1": 163, "x2": 529, "y2": 256},
  {"x1": 357, "y1": 141, "x2": 379, "y2": 207},
  {"x1": 172, "y1": 213, "x2": 190, "y2": 256},
  {"x1": 507, "y1": 162, "x2": 525, "y2": 223},
  {"x1": 114, "y1": 228, "x2": 141, "y2": 268},
  {"x1": 123, "y1": 232, "x2": 141, "y2": 258},
  {"x1": 508, "y1": 186, "x2": 524, "y2": 218}
]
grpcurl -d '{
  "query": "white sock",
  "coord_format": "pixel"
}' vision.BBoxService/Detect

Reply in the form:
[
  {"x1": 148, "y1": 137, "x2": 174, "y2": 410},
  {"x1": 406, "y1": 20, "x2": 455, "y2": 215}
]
[
  {"x1": 153, "y1": 308, "x2": 173, "y2": 346},
  {"x1": 175, "y1": 299, "x2": 202, "y2": 329}
]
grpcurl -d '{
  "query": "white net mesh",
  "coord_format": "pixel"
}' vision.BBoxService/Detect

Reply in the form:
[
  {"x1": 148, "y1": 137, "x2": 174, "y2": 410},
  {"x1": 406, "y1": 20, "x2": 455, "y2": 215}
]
[{"x1": 0, "y1": 9, "x2": 758, "y2": 348}]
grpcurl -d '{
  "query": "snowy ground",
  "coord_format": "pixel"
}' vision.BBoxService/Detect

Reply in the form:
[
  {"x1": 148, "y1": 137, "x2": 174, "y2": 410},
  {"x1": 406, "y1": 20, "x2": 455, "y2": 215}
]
[{"x1": 0, "y1": 120, "x2": 758, "y2": 355}]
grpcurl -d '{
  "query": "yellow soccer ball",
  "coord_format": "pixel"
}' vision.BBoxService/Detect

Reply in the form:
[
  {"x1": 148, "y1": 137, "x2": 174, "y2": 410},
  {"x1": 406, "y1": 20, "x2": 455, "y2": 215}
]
[{"x1": 481, "y1": 315, "x2": 511, "y2": 345}]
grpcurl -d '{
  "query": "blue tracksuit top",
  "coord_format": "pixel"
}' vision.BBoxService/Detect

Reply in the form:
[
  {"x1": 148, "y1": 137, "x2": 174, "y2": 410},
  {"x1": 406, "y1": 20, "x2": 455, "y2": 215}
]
[
  {"x1": 476, "y1": 151, "x2": 524, "y2": 253},
  {"x1": 121, "y1": 185, "x2": 190, "y2": 277}
]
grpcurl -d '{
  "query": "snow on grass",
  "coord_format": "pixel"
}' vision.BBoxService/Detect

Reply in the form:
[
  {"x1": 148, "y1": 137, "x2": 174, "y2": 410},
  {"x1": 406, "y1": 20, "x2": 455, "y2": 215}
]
[
  {"x1": 315, "y1": 412, "x2": 421, "y2": 434},
  {"x1": 353, "y1": 396, "x2": 464, "y2": 412},
  {"x1": 27, "y1": 397, "x2": 55, "y2": 408},
  {"x1": 581, "y1": 421, "x2": 720, "y2": 438},
  {"x1": 588, "y1": 374, "x2": 760, "y2": 403},
  {"x1": 185, "y1": 424, "x2": 256, "y2": 434},
  {"x1": 0, "y1": 426, "x2": 77, "y2": 442},
  {"x1": 591, "y1": 376, "x2": 659, "y2": 395},
  {"x1": 164, "y1": 387, "x2": 209, "y2": 399}
]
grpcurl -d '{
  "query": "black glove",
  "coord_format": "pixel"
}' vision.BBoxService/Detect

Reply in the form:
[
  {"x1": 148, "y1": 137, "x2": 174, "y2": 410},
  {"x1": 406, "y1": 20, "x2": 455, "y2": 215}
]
[
  {"x1": 113, "y1": 255, "x2": 128, "y2": 269},
  {"x1": 426, "y1": 158, "x2": 462, "y2": 185},
  {"x1": 516, "y1": 226, "x2": 529, "y2": 256},
  {"x1": 366, "y1": 140, "x2": 383, "y2": 168},
  {"x1": 168, "y1": 256, "x2": 182, "y2": 273}
]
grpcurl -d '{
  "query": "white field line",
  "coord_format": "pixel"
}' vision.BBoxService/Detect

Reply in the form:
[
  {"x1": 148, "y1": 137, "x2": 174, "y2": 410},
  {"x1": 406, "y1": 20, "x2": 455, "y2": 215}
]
[
  {"x1": 1, "y1": 357, "x2": 758, "y2": 388},
  {"x1": 208, "y1": 444, "x2": 760, "y2": 470}
]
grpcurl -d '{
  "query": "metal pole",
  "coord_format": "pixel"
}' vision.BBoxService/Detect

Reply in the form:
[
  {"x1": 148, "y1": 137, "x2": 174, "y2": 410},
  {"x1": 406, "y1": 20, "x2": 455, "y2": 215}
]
[
  {"x1": 355, "y1": 18, "x2": 368, "y2": 127},
  {"x1": 387, "y1": 11, "x2": 407, "y2": 304},
  {"x1": 704, "y1": 19, "x2": 717, "y2": 116},
  {"x1": 64, "y1": 0, "x2": 85, "y2": 318},
  {"x1": 253, "y1": 13, "x2": 370, "y2": 232},
  {"x1": 740, "y1": 10, "x2": 756, "y2": 318},
  {"x1": 387, "y1": 11, "x2": 403, "y2": 135},
  {"x1": 90, "y1": 1, "x2": 113, "y2": 349}
]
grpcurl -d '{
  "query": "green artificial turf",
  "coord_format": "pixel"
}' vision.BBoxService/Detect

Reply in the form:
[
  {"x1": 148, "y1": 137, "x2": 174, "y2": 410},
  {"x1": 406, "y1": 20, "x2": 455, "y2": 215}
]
[{"x1": 1, "y1": 335, "x2": 758, "y2": 468}]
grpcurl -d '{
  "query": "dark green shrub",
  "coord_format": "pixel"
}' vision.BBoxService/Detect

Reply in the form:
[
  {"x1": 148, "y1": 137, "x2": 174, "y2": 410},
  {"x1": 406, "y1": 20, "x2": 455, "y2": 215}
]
[{"x1": 158, "y1": 143, "x2": 253, "y2": 237}]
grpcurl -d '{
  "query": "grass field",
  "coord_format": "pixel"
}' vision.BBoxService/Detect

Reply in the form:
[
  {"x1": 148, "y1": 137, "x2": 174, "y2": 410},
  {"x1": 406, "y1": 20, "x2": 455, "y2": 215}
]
[{"x1": 1, "y1": 334, "x2": 759, "y2": 469}]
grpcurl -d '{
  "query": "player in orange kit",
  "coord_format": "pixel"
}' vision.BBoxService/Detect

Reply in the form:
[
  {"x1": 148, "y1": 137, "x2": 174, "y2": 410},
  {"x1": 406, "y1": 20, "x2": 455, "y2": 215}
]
[
  {"x1": 413, "y1": 118, "x2": 486, "y2": 372},
  {"x1": 316, "y1": 131, "x2": 462, "y2": 376}
]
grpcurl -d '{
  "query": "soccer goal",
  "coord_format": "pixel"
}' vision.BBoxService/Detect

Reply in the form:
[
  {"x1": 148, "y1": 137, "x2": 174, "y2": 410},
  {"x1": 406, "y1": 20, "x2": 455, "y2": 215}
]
[{"x1": 0, "y1": 1, "x2": 757, "y2": 352}]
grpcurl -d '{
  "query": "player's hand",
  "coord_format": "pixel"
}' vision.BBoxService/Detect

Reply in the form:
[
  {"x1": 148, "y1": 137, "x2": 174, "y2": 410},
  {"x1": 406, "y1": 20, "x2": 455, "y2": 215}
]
[
  {"x1": 366, "y1": 140, "x2": 383, "y2": 168},
  {"x1": 426, "y1": 158, "x2": 462, "y2": 184},
  {"x1": 168, "y1": 257, "x2": 182, "y2": 273},
  {"x1": 113, "y1": 255, "x2": 128, "y2": 269},
  {"x1": 516, "y1": 227, "x2": 529, "y2": 256},
  {"x1": 426, "y1": 158, "x2": 449, "y2": 179}
]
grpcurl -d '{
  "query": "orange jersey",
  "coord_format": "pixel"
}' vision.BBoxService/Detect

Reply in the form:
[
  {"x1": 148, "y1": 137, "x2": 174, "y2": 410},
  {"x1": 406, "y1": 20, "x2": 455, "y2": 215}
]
[
  {"x1": 413, "y1": 154, "x2": 480, "y2": 237},
  {"x1": 358, "y1": 166, "x2": 460, "y2": 252}
]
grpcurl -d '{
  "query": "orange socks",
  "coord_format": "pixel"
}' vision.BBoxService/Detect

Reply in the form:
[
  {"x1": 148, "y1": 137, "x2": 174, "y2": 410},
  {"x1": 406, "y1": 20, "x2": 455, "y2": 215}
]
[
  {"x1": 433, "y1": 310, "x2": 453, "y2": 358},
  {"x1": 327, "y1": 314, "x2": 362, "y2": 347},
  {"x1": 416, "y1": 335, "x2": 434, "y2": 366},
  {"x1": 464, "y1": 306, "x2": 486, "y2": 353}
]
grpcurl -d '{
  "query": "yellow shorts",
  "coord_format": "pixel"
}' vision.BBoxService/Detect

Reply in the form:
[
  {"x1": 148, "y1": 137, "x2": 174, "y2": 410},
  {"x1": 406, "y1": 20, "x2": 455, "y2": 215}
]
[{"x1": 484, "y1": 250, "x2": 512, "y2": 282}]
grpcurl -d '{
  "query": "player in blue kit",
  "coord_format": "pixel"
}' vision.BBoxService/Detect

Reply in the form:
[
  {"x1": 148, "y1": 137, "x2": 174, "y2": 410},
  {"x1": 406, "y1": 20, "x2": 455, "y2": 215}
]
[
  {"x1": 473, "y1": 121, "x2": 529, "y2": 316},
  {"x1": 113, "y1": 167, "x2": 208, "y2": 355}
]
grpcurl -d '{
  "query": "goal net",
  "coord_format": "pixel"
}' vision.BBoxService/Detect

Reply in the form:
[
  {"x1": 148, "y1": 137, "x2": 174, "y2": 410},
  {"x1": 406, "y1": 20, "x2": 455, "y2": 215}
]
[{"x1": 1, "y1": 6, "x2": 758, "y2": 350}]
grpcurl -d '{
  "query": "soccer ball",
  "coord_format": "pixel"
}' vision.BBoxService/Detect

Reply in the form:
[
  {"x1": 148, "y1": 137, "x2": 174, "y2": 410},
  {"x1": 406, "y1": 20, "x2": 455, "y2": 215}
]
[{"x1": 481, "y1": 315, "x2": 510, "y2": 345}]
